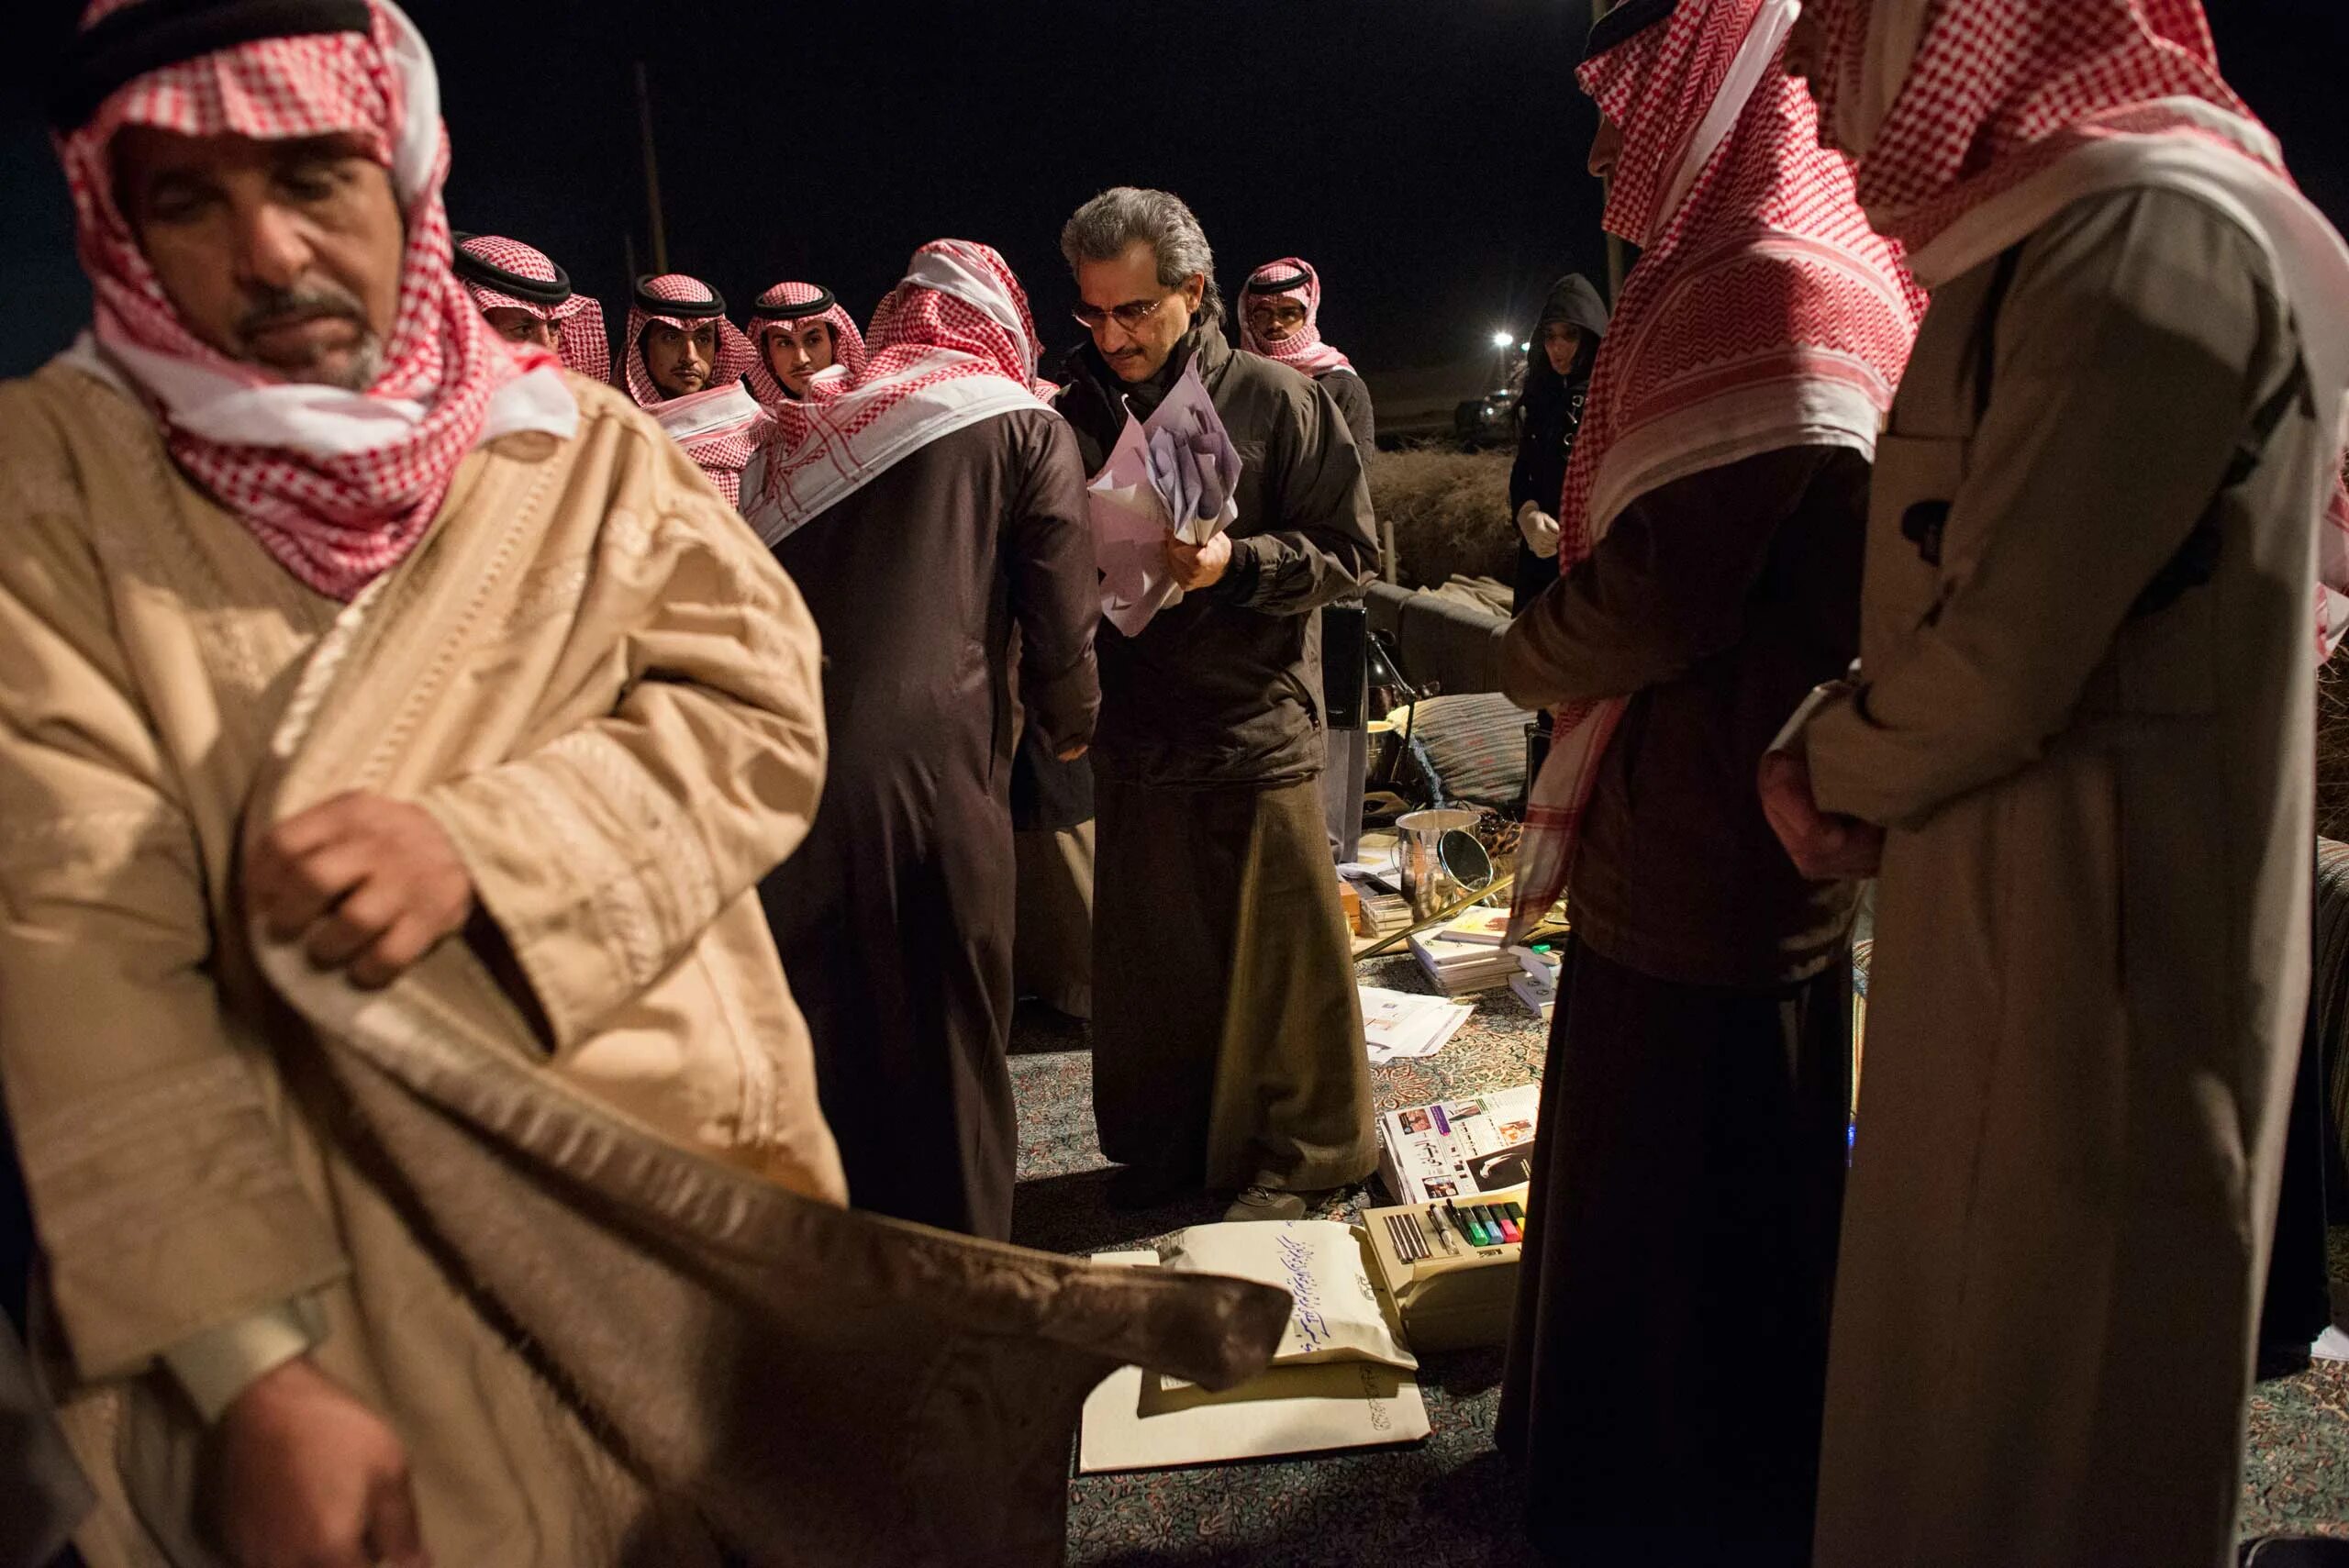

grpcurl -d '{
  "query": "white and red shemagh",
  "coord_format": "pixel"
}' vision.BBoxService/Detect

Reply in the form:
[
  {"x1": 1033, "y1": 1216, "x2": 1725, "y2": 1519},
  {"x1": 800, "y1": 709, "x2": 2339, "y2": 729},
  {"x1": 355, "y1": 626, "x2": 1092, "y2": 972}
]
[
  {"x1": 1810, "y1": 0, "x2": 2349, "y2": 660},
  {"x1": 744, "y1": 281, "x2": 869, "y2": 408},
  {"x1": 1238, "y1": 257, "x2": 1353, "y2": 377},
  {"x1": 1508, "y1": 0, "x2": 1924, "y2": 940},
  {"x1": 455, "y1": 233, "x2": 610, "y2": 383},
  {"x1": 741, "y1": 239, "x2": 1048, "y2": 548},
  {"x1": 53, "y1": 0, "x2": 575, "y2": 602},
  {"x1": 620, "y1": 272, "x2": 765, "y2": 506}
]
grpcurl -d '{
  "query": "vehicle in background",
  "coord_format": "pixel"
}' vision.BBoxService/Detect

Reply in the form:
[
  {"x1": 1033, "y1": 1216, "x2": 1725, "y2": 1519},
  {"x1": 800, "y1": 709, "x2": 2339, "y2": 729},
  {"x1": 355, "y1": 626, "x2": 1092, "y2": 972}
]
[{"x1": 1364, "y1": 332, "x2": 1529, "y2": 450}]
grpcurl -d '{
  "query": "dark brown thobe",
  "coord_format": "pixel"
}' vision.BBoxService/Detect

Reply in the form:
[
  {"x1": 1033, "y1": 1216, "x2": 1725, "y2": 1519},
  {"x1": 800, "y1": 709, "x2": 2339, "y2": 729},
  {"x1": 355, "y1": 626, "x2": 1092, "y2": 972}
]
[
  {"x1": 761, "y1": 407, "x2": 1099, "y2": 1240},
  {"x1": 1497, "y1": 445, "x2": 1867, "y2": 1565}
]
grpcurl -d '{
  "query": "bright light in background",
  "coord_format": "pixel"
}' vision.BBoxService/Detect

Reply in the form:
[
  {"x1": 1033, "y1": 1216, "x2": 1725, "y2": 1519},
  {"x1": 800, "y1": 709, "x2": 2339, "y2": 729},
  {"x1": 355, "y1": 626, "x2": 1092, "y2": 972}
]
[{"x1": 1490, "y1": 330, "x2": 1515, "y2": 349}]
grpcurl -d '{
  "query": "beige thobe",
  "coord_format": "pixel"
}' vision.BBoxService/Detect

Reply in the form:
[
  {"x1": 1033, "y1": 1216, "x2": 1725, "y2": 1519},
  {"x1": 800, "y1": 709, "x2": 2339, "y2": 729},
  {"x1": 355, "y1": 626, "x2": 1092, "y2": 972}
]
[
  {"x1": 0, "y1": 361, "x2": 1286, "y2": 1567},
  {"x1": 1803, "y1": 187, "x2": 2329, "y2": 1568}
]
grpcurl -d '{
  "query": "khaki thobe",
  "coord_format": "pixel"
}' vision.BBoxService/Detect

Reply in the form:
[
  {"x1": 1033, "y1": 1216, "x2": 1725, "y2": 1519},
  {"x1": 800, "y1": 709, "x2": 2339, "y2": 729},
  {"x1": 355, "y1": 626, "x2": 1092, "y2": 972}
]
[
  {"x1": 0, "y1": 361, "x2": 1286, "y2": 1567},
  {"x1": 1804, "y1": 187, "x2": 2327, "y2": 1568}
]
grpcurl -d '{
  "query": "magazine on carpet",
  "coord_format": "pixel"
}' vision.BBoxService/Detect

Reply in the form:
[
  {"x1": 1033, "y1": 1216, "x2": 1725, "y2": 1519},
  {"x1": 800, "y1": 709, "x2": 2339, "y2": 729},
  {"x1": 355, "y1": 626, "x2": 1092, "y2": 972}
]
[
  {"x1": 1358, "y1": 985, "x2": 1475, "y2": 1065},
  {"x1": 1375, "y1": 1084, "x2": 1541, "y2": 1206}
]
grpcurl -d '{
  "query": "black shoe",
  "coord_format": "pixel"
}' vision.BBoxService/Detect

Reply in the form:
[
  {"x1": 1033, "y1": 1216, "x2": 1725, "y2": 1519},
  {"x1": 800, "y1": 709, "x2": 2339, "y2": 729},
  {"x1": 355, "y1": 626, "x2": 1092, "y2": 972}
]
[
  {"x1": 1105, "y1": 1165, "x2": 1188, "y2": 1211},
  {"x1": 2243, "y1": 1539, "x2": 2349, "y2": 1566},
  {"x1": 2257, "y1": 1344, "x2": 2315, "y2": 1382}
]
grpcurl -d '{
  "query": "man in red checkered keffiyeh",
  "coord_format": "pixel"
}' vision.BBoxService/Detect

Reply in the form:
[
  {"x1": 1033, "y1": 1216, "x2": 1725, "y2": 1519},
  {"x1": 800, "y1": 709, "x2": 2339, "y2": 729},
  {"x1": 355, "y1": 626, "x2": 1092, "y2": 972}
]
[
  {"x1": 51, "y1": 0, "x2": 576, "y2": 603},
  {"x1": 1238, "y1": 257, "x2": 1376, "y2": 450},
  {"x1": 1761, "y1": 6, "x2": 2349, "y2": 1566},
  {"x1": 618, "y1": 272, "x2": 766, "y2": 506},
  {"x1": 745, "y1": 281, "x2": 869, "y2": 407},
  {"x1": 454, "y1": 232, "x2": 610, "y2": 382},
  {"x1": 1492, "y1": 2, "x2": 1922, "y2": 1560},
  {"x1": 749, "y1": 239, "x2": 1100, "y2": 1242},
  {"x1": 1506, "y1": 0, "x2": 1921, "y2": 948},
  {"x1": 742, "y1": 239, "x2": 1050, "y2": 546}
]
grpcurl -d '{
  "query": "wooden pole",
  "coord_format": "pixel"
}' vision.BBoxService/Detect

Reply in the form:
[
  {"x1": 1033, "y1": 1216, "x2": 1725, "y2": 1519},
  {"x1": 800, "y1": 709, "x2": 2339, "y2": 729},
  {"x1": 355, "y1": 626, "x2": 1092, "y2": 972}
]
[{"x1": 633, "y1": 61, "x2": 669, "y2": 277}]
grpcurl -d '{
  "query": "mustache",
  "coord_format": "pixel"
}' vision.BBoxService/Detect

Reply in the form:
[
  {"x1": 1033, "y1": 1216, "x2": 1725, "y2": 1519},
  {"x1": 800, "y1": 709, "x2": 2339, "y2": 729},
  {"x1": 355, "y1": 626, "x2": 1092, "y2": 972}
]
[{"x1": 235, "y1": 284, "x2": 368, "y2": 340}]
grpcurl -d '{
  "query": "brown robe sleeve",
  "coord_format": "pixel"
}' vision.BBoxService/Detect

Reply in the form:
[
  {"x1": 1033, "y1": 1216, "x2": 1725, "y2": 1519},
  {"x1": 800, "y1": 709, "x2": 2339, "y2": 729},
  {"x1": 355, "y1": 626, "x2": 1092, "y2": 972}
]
[
  {"x1": 0, "y1": 388, "x2": 346, "y2": 1379},
  {"x1": 1502, "y1": 445, "x2": 1841, "y2": 709},
  {"x1": 1216, "y1": 378, "x2": 1378, "y2": 615},
  {"x1": 1006, "y1": 415, "x2": 1101, "y2": 754},
  {"x1": 1806, "y1": 190, "x2": 2285, "y2": 828},
  {"x1": 419, "y1": 426, "x2": 829, "y2": 1051}
]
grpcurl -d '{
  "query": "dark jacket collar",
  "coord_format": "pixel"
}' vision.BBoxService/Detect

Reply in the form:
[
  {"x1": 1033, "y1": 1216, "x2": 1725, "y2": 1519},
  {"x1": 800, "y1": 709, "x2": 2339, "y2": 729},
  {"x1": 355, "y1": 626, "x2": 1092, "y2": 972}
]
[{"x1": 1068, "y1": 314, "x2": 1233, "y2": 417}]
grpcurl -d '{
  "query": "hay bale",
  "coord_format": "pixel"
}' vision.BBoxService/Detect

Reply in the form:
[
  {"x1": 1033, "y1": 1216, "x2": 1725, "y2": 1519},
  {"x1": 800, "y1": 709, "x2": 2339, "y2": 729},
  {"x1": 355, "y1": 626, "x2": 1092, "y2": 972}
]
[{"x1": 1366, "y1": 448, "x2": 1516, "y2": 591}]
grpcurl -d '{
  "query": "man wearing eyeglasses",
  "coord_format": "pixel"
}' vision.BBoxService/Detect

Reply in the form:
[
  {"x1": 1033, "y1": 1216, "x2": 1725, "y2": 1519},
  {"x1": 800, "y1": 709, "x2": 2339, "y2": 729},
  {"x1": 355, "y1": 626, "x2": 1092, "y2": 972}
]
[{"x1": 1055, "y1": 186, "x2": 1380, "y2": 1223}]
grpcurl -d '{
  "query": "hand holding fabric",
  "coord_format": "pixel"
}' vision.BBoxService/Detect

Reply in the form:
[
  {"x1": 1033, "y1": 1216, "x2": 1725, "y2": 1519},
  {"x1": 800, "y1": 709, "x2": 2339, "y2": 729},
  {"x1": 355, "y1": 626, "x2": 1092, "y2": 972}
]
[
  {"x1": 1758, "y1": 747, "x2": 1883, "y2": 882},
  {"x1": 246, "y1": 793, "x2": 476, "y2": 989},
  {"x1": 1516, "y1": 498, "x2": 1562, "y2": 560},
  {"x1": 210, "y1": 1357, "x2": 429, "y2": 1568}
]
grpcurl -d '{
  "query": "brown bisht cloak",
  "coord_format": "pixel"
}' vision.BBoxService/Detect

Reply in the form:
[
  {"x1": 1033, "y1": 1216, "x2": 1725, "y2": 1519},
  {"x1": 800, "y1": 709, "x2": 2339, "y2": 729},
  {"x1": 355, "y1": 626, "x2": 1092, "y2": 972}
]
[{"x1": 0, "y1": 361, "x2": 1285, "y2": 1568}]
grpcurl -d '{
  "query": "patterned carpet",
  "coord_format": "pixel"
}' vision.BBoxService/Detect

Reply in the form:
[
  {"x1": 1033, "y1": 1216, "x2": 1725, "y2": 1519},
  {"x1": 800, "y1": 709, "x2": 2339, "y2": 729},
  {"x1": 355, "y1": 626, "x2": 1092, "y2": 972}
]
[{"x1": 1010, "y1": 958, "x2": 2349, "y2": 1564}]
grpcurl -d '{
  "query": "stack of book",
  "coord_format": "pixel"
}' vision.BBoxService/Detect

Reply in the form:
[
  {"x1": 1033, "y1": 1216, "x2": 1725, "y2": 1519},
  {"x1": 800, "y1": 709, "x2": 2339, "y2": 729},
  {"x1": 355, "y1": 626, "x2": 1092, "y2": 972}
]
[
  {"x1": 1355, "y1": 885, "x2": 1411, "y2": 940},
  {"x1": 1407, "y1": 906, "x2": 1522, "y2": 995},
  {"x1": 1510, "y1": 946, "x2": 1562, "y2": 1021}
]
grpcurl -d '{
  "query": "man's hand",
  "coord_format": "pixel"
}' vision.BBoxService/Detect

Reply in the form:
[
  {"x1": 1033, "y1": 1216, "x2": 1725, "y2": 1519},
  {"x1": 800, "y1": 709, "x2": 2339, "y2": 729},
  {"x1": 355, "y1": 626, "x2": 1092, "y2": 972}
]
[
  {"x1": 1166, "y1": 530, "x2": 1233, "y2": 591},
  {"x1": 246, "y1": 792, "x2": 475, "y2": 988},
  {"x1": 211, "y1": 1357, "x2": 430, "y2": 1568},
  {"x1": 1758, "y1": 749, "x2": 1884, "y2": 882},
  {"x1": 1516, "y1": 499, "x2": 1562, "y2": 560}
]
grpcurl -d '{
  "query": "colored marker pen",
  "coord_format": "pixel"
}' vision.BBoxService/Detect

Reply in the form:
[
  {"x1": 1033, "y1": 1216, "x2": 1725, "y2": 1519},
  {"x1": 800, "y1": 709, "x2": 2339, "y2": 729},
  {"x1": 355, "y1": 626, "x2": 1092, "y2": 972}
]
[{"x1": 1493, "y1": 1208, "x2": 1522, "y2": 1244}]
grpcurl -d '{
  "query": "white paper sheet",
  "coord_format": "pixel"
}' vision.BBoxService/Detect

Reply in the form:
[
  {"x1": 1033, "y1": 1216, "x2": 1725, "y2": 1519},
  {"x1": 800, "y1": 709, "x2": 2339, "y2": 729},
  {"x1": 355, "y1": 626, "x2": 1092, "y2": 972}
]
[
  {"x1": 1076, "y1": 1251, "x2": 1431, "y2": 1473},
  {"x1": 1359, "y1": 986, "x2": 1475, "y2": 1065},
  {"x1": 1087, "y1": 364, "x2": 1241, "y2": 637}
]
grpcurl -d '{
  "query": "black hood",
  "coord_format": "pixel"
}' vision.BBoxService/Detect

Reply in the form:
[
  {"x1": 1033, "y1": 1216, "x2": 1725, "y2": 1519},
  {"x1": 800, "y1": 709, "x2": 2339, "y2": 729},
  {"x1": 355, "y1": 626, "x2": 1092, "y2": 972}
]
[{"x1": 1525, "y1": 272, "x2": 1610, "y2": 402}]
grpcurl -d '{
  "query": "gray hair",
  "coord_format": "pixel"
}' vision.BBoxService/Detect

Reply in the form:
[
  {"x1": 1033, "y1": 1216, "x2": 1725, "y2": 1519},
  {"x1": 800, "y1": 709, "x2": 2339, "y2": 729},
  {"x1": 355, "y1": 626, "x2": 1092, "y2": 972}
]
[{"x1": 1060, "y1": 186, "x2": 1225, "y2": 327}]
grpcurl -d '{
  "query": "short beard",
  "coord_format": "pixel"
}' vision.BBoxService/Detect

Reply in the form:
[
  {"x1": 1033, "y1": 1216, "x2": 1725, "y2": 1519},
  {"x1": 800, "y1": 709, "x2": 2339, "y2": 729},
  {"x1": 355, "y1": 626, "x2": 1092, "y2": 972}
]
[
  {"x1": 318, "y1": 335, "x2": 385, "y2": 392},
  {"x1": 234, "y1": 284, "x2": 383, "y2": 390}
]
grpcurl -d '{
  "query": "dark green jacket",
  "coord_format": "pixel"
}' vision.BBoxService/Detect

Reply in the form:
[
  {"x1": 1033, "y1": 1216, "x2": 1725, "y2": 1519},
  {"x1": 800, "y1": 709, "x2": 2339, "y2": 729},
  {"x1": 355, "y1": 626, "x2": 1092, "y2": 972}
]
[{"x1": 1057, "y1": 319, "x2": 1377, "y2": 787}]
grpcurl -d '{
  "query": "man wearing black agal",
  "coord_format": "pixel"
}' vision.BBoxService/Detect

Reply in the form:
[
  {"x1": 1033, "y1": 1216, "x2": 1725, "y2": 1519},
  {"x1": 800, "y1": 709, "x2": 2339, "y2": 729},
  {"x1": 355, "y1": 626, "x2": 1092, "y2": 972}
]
[{"x1": 1055, "y1": 185, "x2": 1378, "y2": 1223}]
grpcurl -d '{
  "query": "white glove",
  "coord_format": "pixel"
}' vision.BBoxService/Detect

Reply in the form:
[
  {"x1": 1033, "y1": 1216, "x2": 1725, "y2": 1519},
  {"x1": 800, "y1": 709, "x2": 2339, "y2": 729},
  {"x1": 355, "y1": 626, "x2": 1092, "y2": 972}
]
[{"x1": 1516, "y1": 499, "x2": 1561, "y2": 560}]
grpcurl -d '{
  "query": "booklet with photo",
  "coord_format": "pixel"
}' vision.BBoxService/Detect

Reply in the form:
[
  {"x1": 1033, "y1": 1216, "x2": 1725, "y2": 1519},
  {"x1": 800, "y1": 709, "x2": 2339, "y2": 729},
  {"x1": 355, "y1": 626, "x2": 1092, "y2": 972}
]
[{"x1": 1376, "y1": 1084, "x2": 1541, "y2": 1205}]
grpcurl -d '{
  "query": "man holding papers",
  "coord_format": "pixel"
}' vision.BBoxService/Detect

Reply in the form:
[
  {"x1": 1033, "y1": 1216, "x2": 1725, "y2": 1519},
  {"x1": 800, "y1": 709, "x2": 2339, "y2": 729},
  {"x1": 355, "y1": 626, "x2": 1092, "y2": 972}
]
[{"x1": 1055, "y1": 186, "x2": 1379, "y2": 1222}]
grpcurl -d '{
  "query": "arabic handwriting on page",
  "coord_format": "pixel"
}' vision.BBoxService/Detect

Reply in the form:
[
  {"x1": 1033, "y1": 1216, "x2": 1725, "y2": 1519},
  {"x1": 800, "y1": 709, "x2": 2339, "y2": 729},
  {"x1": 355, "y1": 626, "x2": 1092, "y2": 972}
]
[{"x1": 1275, "y1": 1232, "x2": 1333, "y2": 1356}]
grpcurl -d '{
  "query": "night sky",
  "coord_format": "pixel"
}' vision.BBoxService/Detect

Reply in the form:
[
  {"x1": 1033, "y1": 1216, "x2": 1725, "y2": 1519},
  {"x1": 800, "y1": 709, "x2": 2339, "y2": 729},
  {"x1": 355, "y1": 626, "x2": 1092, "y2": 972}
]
[{"x1": 1, "y1": 1, "x2": 2343, "y2": 380}]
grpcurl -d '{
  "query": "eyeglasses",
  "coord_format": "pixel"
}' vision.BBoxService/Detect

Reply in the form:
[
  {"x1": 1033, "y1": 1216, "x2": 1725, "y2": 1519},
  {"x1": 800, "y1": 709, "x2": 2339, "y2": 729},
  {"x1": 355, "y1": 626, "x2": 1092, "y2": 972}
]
[
  {"x1": 1247, "y1": 303, "x2": 1308, "y2": 328},
  {"x1": 1072, "y1": 295, "x2": 1171, "y2": 332}
]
